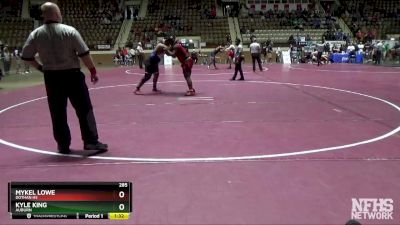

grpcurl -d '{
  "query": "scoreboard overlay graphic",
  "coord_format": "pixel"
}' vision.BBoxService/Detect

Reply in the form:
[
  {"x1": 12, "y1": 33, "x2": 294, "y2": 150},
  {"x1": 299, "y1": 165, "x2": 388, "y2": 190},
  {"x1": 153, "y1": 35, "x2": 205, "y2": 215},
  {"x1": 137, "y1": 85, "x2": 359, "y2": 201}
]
[{"x1": 8, "y1": 182, "x2": 132, "y2": 220}]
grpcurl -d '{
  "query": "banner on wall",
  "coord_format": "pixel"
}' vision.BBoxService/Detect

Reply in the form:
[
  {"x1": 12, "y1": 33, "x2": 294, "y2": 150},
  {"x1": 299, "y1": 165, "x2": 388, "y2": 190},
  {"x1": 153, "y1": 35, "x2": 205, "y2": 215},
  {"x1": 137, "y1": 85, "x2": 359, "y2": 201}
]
[
  {"x1": 97, "y1": 45, "x2": 111, "y2": 50},
  {"x1": 282, "y1": 51, "x2": 291, "y2": 64}
]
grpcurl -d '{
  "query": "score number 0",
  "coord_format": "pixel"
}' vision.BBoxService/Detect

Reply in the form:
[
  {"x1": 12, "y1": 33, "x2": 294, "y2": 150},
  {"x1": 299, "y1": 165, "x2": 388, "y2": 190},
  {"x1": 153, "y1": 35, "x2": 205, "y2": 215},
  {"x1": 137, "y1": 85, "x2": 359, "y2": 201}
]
[{"x1": 118, "y1": 183, "x2": 128, "y2": 211}]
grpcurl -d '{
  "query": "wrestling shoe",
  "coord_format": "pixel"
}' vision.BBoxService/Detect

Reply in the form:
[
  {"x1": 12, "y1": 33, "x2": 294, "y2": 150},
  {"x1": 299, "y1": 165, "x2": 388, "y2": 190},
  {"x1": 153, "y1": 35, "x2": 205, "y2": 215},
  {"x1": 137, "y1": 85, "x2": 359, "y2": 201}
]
[
  {"x1": 152, "y1": 89, "x2": 162, "y2": 94},
  {"x1": 185, "y1": 89, "x2": 196, "y2": 96},
  {"x1": 134, "y1": 89, "x2": 144, "y2": 95}
]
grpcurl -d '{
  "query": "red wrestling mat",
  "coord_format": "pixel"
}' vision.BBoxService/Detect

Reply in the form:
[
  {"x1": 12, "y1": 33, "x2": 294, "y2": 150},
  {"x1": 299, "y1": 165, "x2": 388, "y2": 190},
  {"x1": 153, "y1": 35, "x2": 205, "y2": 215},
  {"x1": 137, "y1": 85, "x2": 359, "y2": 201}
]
[{"x1": 0, "y1": 63, "x2": 399, "y2": 224}]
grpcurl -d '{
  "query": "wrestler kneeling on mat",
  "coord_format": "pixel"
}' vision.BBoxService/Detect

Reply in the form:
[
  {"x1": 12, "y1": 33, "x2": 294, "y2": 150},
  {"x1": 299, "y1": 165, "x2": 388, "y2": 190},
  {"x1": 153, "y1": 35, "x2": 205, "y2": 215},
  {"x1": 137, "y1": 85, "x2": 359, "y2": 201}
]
[{"x1": 134, "y1": 43, "x2": 169, "y2": 95}]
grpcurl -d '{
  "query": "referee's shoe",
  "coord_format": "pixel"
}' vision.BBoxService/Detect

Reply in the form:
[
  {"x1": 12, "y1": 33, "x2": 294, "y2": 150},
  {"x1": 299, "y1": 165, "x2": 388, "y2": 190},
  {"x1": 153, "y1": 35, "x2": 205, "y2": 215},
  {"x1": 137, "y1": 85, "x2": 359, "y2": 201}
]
[{"x1": 84, "y1": 141, "x2": 108, "y2": 152}]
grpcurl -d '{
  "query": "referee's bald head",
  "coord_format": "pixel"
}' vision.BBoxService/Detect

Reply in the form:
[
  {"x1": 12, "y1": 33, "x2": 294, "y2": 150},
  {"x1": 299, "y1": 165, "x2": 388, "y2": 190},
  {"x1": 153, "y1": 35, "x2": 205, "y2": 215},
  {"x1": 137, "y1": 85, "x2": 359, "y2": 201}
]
[{"x1": 41, "y1": 2, "x2": 62, "y2": 23}]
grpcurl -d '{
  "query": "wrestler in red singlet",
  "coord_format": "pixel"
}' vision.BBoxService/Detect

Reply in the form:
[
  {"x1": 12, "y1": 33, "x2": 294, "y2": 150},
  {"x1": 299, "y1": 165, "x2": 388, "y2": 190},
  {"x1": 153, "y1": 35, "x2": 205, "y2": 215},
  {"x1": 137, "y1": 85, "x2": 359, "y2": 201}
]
[{"x1": 165, "y1": 37, "x2": 195, "y2": 96}]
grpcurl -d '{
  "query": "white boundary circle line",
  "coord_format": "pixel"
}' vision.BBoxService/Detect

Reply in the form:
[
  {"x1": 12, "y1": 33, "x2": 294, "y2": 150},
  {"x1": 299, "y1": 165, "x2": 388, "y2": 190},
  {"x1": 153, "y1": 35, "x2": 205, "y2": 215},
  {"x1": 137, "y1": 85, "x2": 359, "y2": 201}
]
[
  {"x1": 288, "y1": 64, "x2": 400, "y2": 73},
  {"x1": 125, "y1": 70, "x2": 234, "y2": 76},
  {"x1": 125, "y1": 67, "x2": 268, "y2": 76},
  {"x1": 1, "y1": 80, "x2": 400, "y2": 163}
]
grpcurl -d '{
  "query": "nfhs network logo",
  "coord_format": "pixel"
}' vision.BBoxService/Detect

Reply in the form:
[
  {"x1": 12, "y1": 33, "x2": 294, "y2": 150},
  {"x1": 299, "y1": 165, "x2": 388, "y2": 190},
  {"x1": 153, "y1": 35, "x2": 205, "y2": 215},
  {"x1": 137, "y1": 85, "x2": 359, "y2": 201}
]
[{"x1": 351, "y1": 198, "x2": 394, "y2": 220}]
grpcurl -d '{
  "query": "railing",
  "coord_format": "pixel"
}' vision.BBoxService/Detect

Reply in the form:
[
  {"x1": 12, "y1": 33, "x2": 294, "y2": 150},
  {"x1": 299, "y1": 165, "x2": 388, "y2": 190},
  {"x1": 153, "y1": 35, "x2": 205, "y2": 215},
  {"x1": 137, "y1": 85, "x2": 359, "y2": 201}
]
[
  {"x1": 337, "y1": 17, "x2": 353, "y2": 38},
  {"x1": 114, "y1": 19, "x2": 132, "y2": 50}
]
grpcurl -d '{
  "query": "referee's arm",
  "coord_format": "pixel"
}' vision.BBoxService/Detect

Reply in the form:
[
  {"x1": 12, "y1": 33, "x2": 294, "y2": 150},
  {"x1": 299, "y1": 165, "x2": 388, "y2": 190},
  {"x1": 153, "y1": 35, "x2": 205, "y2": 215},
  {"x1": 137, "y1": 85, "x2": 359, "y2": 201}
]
[
  {"x1": 79, "y1": 52, "x2": 99, "y2": 84},
  {"x1": 79, "y1": 51, "x2": 95, "y2": 71},
  {"x1": 21, "y1": 33, "x2": 43, "y2": 72},
  {"x1": 21, "y1": 57, "x2": 43, "y2": 72},
  {"x1": 73, "y1": 29, "x2": 99, "y2": 84}
]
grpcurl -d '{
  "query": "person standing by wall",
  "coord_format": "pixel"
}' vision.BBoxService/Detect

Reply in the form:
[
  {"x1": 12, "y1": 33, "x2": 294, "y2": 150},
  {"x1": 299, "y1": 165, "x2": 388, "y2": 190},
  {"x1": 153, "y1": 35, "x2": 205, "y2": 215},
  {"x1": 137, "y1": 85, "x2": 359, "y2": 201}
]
[
  {"x1": 315, "y1": 42, "x2": 325, "y2": 66},
  {"x1": 0, "y1": 42, "x2": 3, "y2": 79},
  {"x1": 21, "y1": 2, "x2": 108, "y2": 154},
  {"x1": 13, "y1": 47, "x2": 23, "y2": 74},
  {"x1": 136, "y1": 42, "x2": 144, "y2": 69},
  {"x1": 129, "y1": 46, "x2": 136, "y2": 64},
  {"x1": 1, "y1": 46, "x2": 12, "y2": 76},
  {"x1": 375, "y1": 41, "x2": 383, "y2": 65},
  {"x1": 266, "y1": 40, "x2": 273, "y2": 63},
  {"x1": 261, "y1": 41, "x2": 267, "y2": 64},
  {"x1": 121, "y1": 46, "x2": 129, "y2": 65}
]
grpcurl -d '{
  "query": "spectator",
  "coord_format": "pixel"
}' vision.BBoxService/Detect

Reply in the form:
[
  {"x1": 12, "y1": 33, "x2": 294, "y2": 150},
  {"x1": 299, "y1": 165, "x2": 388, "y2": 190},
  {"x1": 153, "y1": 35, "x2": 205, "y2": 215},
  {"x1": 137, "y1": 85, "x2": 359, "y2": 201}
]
[
  {"x1": 1, "y1": 46, "x2": 12, "y2": 76},
  {"x1": 276, "y1": 47, "x2": 282, "y2": 63},
  {"x1": 261, "y1": 42, "x2": 267, "y2": 63},
  {"x1": 375, "y1": 41, "x2": 383, "y2": 65},
  {"x1": 129, "y1": 47, "x2": 136, "y2": 64},
  {"x1": 266, "y1": 41, "x2": 273, "y2": 63},
  {"x1": 315, "y1": 42, "x2": 325, "y2": 66},
  {"x1": 13, "y1": 47, "x2": 23, "y2": 75},
  {"x1": 121, "y1": 46, "x2": 129, "y2": 65},
  {"x1": 136, "y1": 42, "x2": 144, "y2": 69}
]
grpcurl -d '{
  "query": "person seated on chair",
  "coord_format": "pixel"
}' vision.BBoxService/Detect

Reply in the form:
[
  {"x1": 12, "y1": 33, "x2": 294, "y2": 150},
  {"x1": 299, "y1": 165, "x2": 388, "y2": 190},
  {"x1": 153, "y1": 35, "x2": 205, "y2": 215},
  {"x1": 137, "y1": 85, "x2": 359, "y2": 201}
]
[{"x1": 349, "y1": 49, "x2": 356, "y2": 63}]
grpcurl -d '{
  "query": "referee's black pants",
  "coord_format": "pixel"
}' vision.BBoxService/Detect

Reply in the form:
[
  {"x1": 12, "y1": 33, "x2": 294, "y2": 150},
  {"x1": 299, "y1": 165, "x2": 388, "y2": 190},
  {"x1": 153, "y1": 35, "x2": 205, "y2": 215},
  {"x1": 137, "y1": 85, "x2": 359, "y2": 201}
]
[
  {"x1": 251, "y1": 53, "x2": 263, "y2": 71},
  {"x1": 232, "y1": 63, "x2": 244, "y2": 80},
  {"x1": 44, "y1": 69, "x2": 99, "y2": 148}
]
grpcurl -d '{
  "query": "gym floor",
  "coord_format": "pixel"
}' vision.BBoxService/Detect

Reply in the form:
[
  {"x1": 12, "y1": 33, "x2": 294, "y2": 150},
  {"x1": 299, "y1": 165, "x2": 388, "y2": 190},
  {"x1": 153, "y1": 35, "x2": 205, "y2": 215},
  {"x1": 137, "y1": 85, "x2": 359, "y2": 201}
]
[{"x1": 0, "y1": 63, "x2": 399, "y2": 225}]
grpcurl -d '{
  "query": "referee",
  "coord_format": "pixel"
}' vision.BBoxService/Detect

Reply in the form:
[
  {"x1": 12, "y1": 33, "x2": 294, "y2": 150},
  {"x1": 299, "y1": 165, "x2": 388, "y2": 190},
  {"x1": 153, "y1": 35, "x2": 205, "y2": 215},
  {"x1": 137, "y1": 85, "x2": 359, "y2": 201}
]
[
  {"x1": 21, "y1": 2, "x2": 108, "y2": 154},
  {"x1": 249, "y1": 38, "x2": 263, "y2": 72}
]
